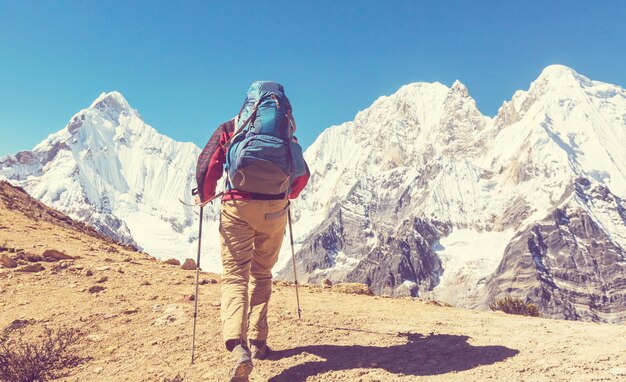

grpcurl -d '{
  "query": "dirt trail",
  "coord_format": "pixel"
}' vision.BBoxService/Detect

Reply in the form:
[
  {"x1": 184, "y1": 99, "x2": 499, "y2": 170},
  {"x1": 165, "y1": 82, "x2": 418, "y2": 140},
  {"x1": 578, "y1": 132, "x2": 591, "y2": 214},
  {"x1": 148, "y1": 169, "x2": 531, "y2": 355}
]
[{"x1": 1, "y1": 183, "x2": 626, "y2": 381}]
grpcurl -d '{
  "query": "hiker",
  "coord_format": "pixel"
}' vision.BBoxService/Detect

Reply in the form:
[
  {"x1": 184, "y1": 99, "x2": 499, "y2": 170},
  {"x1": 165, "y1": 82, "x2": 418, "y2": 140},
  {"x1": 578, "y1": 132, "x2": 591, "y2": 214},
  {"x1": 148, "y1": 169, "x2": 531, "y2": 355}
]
[{"x1": 195, "y1": 81, "x2": 309, "y2": 381}]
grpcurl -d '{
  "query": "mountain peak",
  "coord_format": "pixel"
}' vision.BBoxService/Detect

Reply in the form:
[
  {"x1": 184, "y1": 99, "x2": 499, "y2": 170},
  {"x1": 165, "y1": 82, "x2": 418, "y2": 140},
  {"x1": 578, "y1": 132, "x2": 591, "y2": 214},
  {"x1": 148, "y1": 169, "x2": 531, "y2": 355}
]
[
  {"x1": 84, "y1": 91, "x2": 139, "y2": 127},
  {"x1": 89, "y1": 91, "x2": 132, "y2": 114},
  {"x1": 539, "y1": 64, "x2": 576, "y2": 77},
  {"x1": 535, "y1": 64, "x2": 593, "y2": 87},
  {"x1": 449, "y1": 80, "x2": 470, "y2": 96}
]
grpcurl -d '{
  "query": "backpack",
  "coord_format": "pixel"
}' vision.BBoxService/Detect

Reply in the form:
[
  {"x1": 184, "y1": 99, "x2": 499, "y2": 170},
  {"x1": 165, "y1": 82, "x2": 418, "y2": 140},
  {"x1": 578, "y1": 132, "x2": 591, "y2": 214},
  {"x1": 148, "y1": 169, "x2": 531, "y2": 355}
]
[{"x1": 225, "y1": 81, "x2": 306, "y2": 195}]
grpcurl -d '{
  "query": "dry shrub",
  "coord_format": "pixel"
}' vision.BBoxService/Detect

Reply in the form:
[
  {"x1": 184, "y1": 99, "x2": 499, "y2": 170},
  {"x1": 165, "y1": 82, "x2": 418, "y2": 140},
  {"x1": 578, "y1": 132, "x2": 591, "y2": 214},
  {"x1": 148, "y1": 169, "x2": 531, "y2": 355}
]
[
  {"x1": 489, "y1": 296, "x2": 541, "y2": 317},
  {"x1": 163, "y1": 374, "x2": 185, "y2": 382},
  {"x1": 331, "y1": 283, "x2": 373, "y2": 295},
  {"x1": 0, "y1": 322, "x2": 83, "y2": 382}
]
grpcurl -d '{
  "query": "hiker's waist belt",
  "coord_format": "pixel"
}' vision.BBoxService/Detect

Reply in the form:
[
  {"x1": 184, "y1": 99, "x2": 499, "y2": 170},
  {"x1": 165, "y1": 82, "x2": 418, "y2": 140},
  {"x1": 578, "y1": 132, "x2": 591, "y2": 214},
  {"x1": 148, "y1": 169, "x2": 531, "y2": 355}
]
[{"x1": 250, "y1": 192, "x2": 287, "y2": 200}]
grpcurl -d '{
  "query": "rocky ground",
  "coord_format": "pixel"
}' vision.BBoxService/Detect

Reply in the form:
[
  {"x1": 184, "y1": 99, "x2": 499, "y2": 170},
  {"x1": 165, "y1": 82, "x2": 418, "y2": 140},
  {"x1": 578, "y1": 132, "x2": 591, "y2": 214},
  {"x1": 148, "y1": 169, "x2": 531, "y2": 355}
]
[{"x1": 1, "y1": 182, "x2": 626, "y2": 382}]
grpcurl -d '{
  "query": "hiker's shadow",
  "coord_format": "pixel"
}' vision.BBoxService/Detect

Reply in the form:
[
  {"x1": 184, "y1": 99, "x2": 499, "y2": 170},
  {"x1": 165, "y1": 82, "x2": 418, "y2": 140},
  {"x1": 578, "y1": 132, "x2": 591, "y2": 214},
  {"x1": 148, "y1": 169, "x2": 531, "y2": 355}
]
[{"x1": 267, "y1": 333, "x2": 518, "y2": 381}]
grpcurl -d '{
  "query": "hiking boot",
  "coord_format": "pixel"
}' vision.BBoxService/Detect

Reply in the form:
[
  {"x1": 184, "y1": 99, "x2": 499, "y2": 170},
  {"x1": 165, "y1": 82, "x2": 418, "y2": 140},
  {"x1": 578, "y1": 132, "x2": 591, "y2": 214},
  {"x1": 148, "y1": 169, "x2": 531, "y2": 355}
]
[
  {"x1": 250, "y1": 340, "x2": 270, "y2": 360},
  {"x1": 228, "y1": 344, "x2": 253, "y2": 382}
]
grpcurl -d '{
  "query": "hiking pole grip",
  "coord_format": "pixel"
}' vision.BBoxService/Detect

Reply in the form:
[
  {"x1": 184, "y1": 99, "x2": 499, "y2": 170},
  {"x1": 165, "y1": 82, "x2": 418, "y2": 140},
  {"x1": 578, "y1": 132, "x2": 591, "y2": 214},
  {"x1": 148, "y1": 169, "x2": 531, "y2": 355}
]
[
  {"x1": 191, "y1": 206, "x2": 204, "y2": 364},
  {"x1": 288, "y1": 207, "x2": 302, "y2": 319}
]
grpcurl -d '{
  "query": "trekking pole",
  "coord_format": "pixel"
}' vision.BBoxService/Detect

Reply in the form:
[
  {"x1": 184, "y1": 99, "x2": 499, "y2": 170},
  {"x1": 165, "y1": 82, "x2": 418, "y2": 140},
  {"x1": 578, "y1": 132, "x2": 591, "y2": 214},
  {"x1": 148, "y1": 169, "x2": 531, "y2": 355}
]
[
  {"x1": 287, "y1": 207, "x2": 302, "y2": 319},
  {"x1": 191, "y1": 205, "x2": 204, "y2": 364}
]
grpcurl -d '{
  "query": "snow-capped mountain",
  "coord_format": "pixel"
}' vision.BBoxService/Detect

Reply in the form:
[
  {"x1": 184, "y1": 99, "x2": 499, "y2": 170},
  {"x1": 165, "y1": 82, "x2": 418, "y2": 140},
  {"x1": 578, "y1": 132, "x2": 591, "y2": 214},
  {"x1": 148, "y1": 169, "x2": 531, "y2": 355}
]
[
  {"x1": 2, "y1": 65, "x2": 625, "y2": 323},
  {"x1": 282, "y1": 65, "x2": 626, "y2": 323},
  {"x1": 0, "y1": 92, "x2": 226, "y2": 270}
]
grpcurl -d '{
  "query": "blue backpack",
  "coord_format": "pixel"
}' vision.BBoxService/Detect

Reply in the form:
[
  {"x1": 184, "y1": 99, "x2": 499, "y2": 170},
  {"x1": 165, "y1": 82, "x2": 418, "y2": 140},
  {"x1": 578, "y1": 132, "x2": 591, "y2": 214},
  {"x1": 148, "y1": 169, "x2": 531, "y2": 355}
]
[{"x1": 225, "y1": 81, "x2": 307, "y2": 195}]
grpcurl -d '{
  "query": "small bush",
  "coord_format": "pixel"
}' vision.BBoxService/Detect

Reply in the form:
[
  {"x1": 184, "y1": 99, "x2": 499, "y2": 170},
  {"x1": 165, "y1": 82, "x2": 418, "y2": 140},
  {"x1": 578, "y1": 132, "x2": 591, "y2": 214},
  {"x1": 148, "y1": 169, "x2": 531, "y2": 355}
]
[
  {"x1": 489, "y1": 296, "x2": 541, "y2": 317},
  {"x1": 331, "y1": 283, "x2": 373, "y2": 295},
  {"x1": 0, "y1": 323, "x2": 83, "y2": 382},
  {"x1": 163, "y1": 374, "x2": 185, "y2": 382}
]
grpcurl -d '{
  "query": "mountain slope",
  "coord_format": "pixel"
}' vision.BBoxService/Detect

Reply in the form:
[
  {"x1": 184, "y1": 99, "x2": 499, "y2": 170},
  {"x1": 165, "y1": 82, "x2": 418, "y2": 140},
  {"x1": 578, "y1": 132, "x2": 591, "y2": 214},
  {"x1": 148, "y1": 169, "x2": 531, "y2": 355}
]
[
  {"x1": 0, "y1": 93, "x2": 225, "y2": 269},
  {"x1": 1, "y1": 183, "x2": 626, "y2": 381}
]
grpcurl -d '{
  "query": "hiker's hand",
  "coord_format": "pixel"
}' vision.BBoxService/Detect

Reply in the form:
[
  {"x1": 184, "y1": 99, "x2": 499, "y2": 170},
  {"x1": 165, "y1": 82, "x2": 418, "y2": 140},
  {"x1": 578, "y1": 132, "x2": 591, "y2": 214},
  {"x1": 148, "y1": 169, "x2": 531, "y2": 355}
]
[{"x1": 194, "y1": 194, "x2": 211, "y2": 207}]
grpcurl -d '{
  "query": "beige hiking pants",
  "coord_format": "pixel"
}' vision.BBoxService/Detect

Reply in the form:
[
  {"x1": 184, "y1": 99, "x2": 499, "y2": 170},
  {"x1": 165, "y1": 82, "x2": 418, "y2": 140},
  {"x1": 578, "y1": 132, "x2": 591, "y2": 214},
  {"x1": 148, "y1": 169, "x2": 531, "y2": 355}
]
[{"x1": 219, "y1": 198, "x2": 289, "y2": 346}]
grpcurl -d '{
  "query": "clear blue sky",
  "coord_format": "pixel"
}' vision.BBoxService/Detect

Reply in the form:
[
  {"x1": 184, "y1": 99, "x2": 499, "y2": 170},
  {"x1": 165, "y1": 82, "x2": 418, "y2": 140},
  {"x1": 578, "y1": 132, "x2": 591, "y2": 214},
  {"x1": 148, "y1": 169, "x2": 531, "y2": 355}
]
[{"x1": 1, "y1": 1, "x2": 625, "y2": 156}]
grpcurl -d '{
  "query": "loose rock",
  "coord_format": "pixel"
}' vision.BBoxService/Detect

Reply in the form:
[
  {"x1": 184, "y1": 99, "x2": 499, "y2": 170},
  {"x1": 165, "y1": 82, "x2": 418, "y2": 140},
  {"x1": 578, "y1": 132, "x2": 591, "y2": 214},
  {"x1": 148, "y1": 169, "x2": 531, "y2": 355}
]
[
  {"x1": 24, "y1": 252, "x2": 44, "y2": 262},
  {"x1": 43, "y1": 249, "x2": 74, "y2": 261},
  {"x1": 321, "y1": 278, "x2": 333, "y2": 288},
  {"x1": 164, "y1": 258, "x2": 181, "y2": 266},
  {"x1": 96, "y1": 276, "x2": 108, "y2": 283},
  {"x1": 88, "y1": 285, "x2": 105, "y2": 293},
  {"x1": 16, "y1": 263, "x2": 45, "y2": 273},
  {"x1": 181, "y1": 258, "x2": 197, "y2": 270},
  {"x1": 0, "y1": 253, "x2": 17, "y2": 268}
]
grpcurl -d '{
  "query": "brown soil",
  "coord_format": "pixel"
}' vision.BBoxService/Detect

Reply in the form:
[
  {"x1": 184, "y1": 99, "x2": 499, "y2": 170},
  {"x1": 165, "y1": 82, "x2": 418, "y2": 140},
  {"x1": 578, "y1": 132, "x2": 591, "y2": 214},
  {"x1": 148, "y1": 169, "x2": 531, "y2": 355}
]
[{"x1": 1, "y1": 182, "x2": 626, "y2": 381}]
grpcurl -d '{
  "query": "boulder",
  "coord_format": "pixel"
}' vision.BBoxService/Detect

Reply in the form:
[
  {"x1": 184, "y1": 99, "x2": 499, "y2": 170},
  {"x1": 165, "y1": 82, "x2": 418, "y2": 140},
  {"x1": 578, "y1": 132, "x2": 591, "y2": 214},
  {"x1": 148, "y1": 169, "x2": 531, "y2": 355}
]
[
  {"x1": 43, "y1": 249, "x2": 74, "y2": 261},
  {"x1": 164, "y1": 258, "x2": 181, "y2": 266},
  {"x1": 0, "y1": 254, "x2": 17, "y2": 268},
  {"x1": 181, "y1": 258, "x2": 197, "y2": 270},
  {"x1": 321, "y1": 278, "x2": 333, "y2": 288}
]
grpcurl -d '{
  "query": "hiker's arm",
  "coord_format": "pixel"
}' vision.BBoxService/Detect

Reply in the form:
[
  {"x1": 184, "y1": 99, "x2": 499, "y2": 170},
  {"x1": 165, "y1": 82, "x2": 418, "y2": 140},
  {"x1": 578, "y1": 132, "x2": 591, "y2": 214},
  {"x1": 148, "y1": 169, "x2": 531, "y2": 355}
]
[
  {"x1": 201, "y1": 129, "x2": 231, "y2": 200},
  {"x1": 289, "y1": 162, "x2": 310, "y2": 199}
]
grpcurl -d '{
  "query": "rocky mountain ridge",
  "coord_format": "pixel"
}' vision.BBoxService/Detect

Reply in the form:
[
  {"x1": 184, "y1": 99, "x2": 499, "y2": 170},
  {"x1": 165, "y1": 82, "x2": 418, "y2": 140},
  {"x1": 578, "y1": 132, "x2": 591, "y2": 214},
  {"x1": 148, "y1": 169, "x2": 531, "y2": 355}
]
[
  {"x1": 2, "y1": 65, "x2": 626, "y2": 322},
  {"x1": 286, "y1": 65, "x2": 626, "y2": 323}
]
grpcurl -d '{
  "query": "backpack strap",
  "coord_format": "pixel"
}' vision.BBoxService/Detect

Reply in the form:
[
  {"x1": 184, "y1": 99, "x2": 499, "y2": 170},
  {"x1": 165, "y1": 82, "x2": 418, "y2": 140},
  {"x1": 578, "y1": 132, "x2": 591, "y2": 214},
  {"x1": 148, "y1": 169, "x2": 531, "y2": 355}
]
[
  {"x1": 224, "y1": 96, "x2": 266, "y2": 149},
  {"x1": 289, "y1": 113, "x2": 297, "y2": 133}
]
